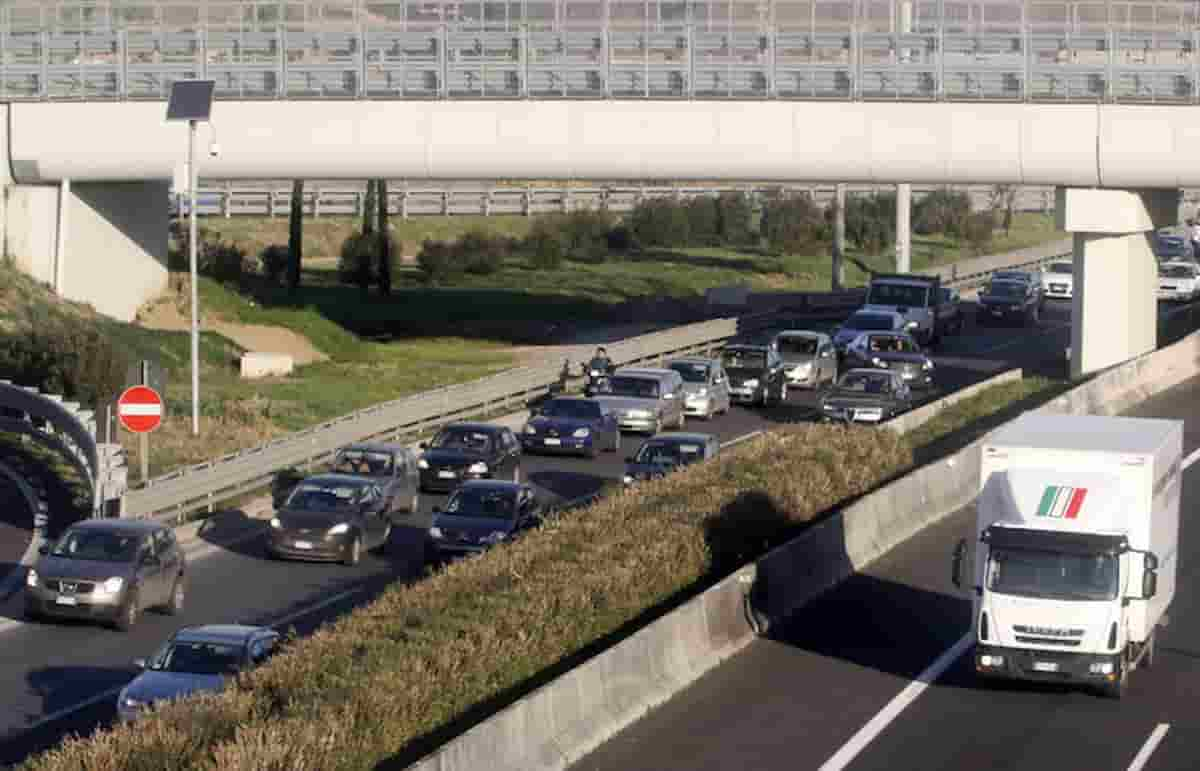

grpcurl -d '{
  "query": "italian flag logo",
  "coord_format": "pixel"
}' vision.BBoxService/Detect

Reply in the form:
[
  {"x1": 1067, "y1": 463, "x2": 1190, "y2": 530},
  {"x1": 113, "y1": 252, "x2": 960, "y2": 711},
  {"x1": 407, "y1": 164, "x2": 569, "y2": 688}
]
[{"x1": 1037, "y1": 486, "x2": 1088, "y2": 519}]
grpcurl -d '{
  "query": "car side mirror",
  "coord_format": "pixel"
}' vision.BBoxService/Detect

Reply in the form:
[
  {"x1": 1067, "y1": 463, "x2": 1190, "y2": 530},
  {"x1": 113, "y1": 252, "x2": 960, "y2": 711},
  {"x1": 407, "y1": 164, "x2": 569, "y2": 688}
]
[
  {"x1": 38, "y1": 544, "x2": 49, "y2": 556},
  {"x1": 1145, "y1": 552, "x2": 1159, "y2": 571},
  {"x1": 624, "y1": 456, "x2": 634, "y2": 463},
  {"x1": 1143, "y1": 569, "x2": 1158, "y2": 599},
  {"x1": 951, "y1": 538, "x2": 966, "y2": 589},
  {"x1": 431, "y1": 505, "x2": 442, "y2": 514},
  {"x1": 419, "y1": 442, "x2": 428, "y2": 450},
  {"x1": 133, "y1": 658, "x2": 147, "y2": 670}
]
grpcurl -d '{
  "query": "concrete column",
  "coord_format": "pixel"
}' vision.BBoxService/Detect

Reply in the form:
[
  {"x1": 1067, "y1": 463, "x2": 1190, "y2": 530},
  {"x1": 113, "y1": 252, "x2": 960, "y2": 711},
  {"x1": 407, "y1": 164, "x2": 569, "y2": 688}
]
[
  {"x1": 55, "y1": 178, "x2": 70, "y2": 295},
  {"x1": 1057, "y1": 187, "x2": 1176, "y2": 378},
  {"x1": 896, "y1": 183, "x2": 911, "y2": 272},
  {"x1": 832, "y1": 183, "x2": 846, "y2": 290}
]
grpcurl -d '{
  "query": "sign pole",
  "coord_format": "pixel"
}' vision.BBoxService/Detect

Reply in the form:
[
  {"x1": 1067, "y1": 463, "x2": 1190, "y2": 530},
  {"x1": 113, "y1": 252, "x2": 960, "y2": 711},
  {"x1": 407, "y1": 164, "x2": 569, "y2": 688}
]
[
  {"x1": 189, "y1": 117, "x2": 201, "y2": 437},
  {"x1": 140, "y1": 433, "x2": 149, "y2": 484}
]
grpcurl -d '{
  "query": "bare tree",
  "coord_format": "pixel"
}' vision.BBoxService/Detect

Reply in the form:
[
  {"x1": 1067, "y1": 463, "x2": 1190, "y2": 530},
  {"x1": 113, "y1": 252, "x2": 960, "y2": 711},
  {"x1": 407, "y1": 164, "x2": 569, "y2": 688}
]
[{"x1": 990, "y1": 185, "x2": 1017, "y2": 236}]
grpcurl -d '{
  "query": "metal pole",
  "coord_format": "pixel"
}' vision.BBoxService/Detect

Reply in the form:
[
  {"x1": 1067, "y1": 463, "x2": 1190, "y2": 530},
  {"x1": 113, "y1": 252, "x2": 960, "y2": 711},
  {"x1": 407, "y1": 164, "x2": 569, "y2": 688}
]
[
  {"x1": 897, "y1": 183, "x2": 911, "y2": 272},
  {"x1": 833, "y1": 183, "x2": 846, "y2": 290},
  {"x1": 188, "y1": 119, "x2": 200, "y2": 436}
]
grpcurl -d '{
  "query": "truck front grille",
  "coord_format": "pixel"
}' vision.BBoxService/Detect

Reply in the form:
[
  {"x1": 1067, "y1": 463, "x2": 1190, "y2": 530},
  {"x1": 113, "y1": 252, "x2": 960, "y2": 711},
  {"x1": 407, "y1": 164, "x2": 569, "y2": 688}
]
[{"x1": 1014, "y1": 636, "x2": 1081, "y2": 647}]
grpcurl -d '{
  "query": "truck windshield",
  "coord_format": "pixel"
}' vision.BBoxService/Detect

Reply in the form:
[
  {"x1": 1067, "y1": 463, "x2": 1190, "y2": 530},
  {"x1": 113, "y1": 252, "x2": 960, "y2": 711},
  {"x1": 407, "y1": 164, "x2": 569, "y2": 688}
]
[
  {"x1": 866, "y1": 283, "x2": 927, "y2": 308},
  {"x1": 987, "y1": 548, "x2": 1118, "y2": 602}
]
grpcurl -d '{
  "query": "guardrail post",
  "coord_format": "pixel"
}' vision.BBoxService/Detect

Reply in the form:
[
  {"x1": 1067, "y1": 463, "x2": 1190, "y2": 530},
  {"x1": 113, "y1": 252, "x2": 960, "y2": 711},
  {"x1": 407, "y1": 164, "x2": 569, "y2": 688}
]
[
  {"x1": 400, "y1": 189, "x2": 409, "y2": 219},
  {"x1": 313, "y1": 186, "x2": 322, "y2": 218},
  {"x1": 223, "y1": 182, "x2": 232, "y2": 218}
]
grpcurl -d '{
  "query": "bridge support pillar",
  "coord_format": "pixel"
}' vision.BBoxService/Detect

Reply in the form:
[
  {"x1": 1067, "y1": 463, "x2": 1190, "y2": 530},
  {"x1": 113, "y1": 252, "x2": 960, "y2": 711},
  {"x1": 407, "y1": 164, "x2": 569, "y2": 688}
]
[{"x1": 1056, "y1": 187, "x2": 1176, "y2": 379}]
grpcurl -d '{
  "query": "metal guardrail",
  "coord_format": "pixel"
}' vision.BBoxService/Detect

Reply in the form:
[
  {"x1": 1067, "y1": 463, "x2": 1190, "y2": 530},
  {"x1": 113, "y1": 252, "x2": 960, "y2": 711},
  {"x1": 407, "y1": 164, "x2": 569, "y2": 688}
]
[
  {"x1": 8, "y1": 2, "x2": 1200, "y2": 104},
  {"x1": 173, "y1": 183, "x2": 1056, "y2": 219}
]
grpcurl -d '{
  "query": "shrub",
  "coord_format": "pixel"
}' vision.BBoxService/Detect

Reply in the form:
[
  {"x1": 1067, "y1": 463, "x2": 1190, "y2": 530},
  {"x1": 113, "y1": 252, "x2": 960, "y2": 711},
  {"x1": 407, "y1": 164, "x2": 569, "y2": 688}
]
[
  {"x1": 963, "y1": 210, "x2": 996, "y2": 254},
  {"x1": 455, "y1": 229, "x2": 506, "y2": 275},
  {"x1": 339, "y1": 232, "x2": 377, "y2": 291},
  {"x1": 558, "y1": 208, "x2": 614, "y2": 262},
  {"x1": 761, "y1": 193, "x2": 826, "y2": 255},
  {"x1": 606, "y1": 224, "x2": 635, "y2": 252},
  {"x1": 846, "y1": 191, "x2": 897, "y2": 255},
  {"x1": 0, "y1": 321, "x2": 129, "y2": 410},
  {"x1": 525, "y1": 217, "x2": 567, "y2": 270},
  {"x1": 913, "y1": 188, "x2": 971, "y2": 237},
  {"x1": 416, "y1": 239, "x2": 459, "y2": 284},
  {"x1": 198, "y1": 240, "x2": 249, "y2": 285},
  {"x1": 628, "y1": 197, "x2": 689, "y2": 249},
  {"x1": 715, "y1": 192, "x2": 754, "y2": 245},
  {"x1": 684, "y1": 196, "x2": 721, "y2": 247},
  {"x1": 259, "y1": 244, "x2": 289, "y2": 285}
]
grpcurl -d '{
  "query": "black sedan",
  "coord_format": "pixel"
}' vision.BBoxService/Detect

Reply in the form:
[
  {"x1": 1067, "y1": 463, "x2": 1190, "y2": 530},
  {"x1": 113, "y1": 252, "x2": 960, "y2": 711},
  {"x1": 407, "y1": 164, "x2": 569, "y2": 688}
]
[
  {"x1": 622, "y1": 432, "x2": 720, "y2": 486},
  {"x1": 521, "y1": 397, "x2": 621, "y2": 458},
  {"x1": 266, "y1": 474, "x2": 392, "y2": 566},
  {"x1": 818, "y1": 369, "x2": 914, "y2": 424},
  {"x1": 977, "y1": 278, "x2": 1039, "y2": 326},
  {"x1": 427, "y1": 481, "x2": 541, "y2": 560},
  {"x1": 418, "y1": 422, "x2": 523, "y2": 493},
  {"x1": 842, "y1": 331, "x2": 935, "y2": 389}
]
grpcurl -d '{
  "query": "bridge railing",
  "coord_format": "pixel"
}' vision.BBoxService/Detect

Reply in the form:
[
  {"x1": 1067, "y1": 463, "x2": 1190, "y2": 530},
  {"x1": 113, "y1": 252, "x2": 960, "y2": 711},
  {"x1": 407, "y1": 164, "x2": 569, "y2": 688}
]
[
  {"x1": 6, "y1": 2, "x2": 1200, "y2": 103},
  {"x1": 171, "y1": 183, "x2": 1056, "y2": 219}
]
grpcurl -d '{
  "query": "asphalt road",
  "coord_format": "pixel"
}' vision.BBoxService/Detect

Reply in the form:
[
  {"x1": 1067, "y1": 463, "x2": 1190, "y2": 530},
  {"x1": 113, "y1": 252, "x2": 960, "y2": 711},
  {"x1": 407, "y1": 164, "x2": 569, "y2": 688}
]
[
  {"x1": 0, "y1": 295, "x2": 1150, "y2": 765},
  {"x1": 568, "y1": 361, "x2": 1200, "y2": 771}
]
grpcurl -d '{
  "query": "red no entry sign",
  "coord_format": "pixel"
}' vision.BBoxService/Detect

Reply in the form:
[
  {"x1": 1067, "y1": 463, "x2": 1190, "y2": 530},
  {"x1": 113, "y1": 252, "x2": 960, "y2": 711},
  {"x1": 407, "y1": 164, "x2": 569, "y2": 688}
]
[{"x1": 117, "y1": 385, "x2": 164, "y2": 434}]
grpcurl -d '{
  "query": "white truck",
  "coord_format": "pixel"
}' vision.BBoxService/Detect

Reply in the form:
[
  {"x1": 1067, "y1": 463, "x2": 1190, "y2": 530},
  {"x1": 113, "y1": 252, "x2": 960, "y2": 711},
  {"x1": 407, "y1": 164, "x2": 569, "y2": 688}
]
[{"x1": 952, "y1": 413, "x2": 1182, "y2": 699}]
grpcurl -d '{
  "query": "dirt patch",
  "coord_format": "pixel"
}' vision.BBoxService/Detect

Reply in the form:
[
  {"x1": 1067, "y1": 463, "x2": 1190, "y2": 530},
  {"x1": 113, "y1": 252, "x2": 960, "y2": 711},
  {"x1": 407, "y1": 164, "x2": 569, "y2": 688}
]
[{"x1": 136, "y1": 296, "x2": 329, "y2": 366}]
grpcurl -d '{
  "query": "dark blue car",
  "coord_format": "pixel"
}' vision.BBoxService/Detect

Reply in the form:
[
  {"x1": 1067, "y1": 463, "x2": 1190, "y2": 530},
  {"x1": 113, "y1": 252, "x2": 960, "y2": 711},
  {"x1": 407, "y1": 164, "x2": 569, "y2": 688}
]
[{"x1": 520, "y1": 397, "x2": 621, "y2": 458}]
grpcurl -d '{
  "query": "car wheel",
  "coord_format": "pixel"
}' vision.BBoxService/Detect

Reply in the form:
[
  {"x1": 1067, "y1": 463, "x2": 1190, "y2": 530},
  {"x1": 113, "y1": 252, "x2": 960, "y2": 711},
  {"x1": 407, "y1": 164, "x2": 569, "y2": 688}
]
[
  {"x1": 676, "y1": 412, "x2": 686, "y2": 429},
  {"x1": 585, "y1": 441, "x2": 598, "y2": 460},
  {"x1": 344, "y1": 536, "x2": 362, "y2": 567},
  {"x1": 779, "y1": 381, "x2": 788, "y2": 402},
  {"x1": 23, "y1": 601, "x2": 42, "y2": 623},
  {"x1": 379, "y1": 523, "x2": 393, "y2": 552},
  {"x1": 162, "y1": 576, "x2": 185, "y2": 616},
  {"x1": 114, "y1": 590, "x2": 140, "y2": 632}
]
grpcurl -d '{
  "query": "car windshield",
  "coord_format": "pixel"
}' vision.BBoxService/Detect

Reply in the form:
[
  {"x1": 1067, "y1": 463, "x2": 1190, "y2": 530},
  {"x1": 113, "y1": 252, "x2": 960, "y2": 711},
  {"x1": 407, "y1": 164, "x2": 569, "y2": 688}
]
[
  {"x1": 777, "y1": 336, "x2": 818, "y2": 356},
  {"x1": 539, "y1": 399, "x2": 602, "y2": 420},
  {"x1": 1047, "y1": 262, "x2": 1072, "y2": 275},
  {"x1": 721, "y1": 349, "x2": 766, "y2": 370},
  {"x1": 634, "y1": 440, "x2": 705, "y2": 466},
  {"x1": 986, "y1": 282, "x2": 1025, "y2": 297},
  {"x1": 669, "y1": 362, "x2": 709, "y2": 383},
  {"x1": 443, "y1": 488, "x2": 518, "y2": 520},
  {"x1": 285, "y1": 481, "x2": 368, "y2": 513},
  {"x1": 988, "y1": 548, "x2": 1118, "y2": 602},
  {"x1": 608, "y1": 376, "x2": 660, "y2": 399},
  {"x1": 1157, "y1": 239, "x2": 1187, "y2": 256},
  {"x1": 866, "y1": 282, "x2": 927, "y2": 307},
  {"x1": 845, "y1": 313, "x2": 896, "y2": 331},
  {"x1": 150, "y1": 640, "x2": 243, "y2": 676},
  {"x1": 431, "y1": 427, "x2": 495, "y2": 454},
  {"x1": 50, "y1": 529, "x2": 140, "y2": 562},
  {"x1": 332, "y1": 450, "x2": 393, "y2": 476},
  {"x1": 1160, "y1": 265, "x2": 1194, "y2": 278},
  {"x1": 993, "y1": 272, "x2": 1028, "y2": 283},
  {"x1": 867, "y1": 335, "x2": 918, "y2": 354},
  {"x1": 836, "y1": 372, "x2": 893, "y2": 394}
]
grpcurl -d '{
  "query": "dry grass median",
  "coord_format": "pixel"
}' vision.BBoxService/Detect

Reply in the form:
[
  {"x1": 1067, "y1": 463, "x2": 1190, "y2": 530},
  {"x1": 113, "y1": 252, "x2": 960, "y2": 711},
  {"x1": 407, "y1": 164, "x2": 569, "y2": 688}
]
[{"x1": 21, "y1": 424, "x2": 910, "y2": 771}]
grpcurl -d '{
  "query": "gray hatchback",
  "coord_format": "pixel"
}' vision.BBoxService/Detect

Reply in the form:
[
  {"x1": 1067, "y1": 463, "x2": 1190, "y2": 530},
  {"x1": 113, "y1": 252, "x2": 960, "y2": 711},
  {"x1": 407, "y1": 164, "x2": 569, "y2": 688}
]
[{"x1": 25, "y1": 519, "x2": 186, "y2": 631}]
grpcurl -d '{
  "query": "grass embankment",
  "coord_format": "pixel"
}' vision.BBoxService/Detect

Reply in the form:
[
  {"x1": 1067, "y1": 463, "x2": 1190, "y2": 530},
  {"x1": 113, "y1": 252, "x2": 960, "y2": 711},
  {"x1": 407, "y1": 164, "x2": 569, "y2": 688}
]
[
  {"x1": 217, "y1": 212, "x2": 1064, "y2": 331},
  {"x1": 20, "y1": 372, "x2": 1072, "y2": 771},
  {"x1": 0, "y1": 263, "x2": 517, "y2": 479}
]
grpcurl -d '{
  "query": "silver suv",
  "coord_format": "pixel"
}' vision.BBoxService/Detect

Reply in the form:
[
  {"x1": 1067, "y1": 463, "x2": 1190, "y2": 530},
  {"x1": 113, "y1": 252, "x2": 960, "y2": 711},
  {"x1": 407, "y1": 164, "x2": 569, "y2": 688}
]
[
  {"x1": 594, "y1": 367, "x2": 686, "y2": 434},
  {"x1": 667, "y1": 357, "x2": 731, "y2": 419},
  {"x1": 25, "y1": 519, "x2": 186, "y2": 631}
]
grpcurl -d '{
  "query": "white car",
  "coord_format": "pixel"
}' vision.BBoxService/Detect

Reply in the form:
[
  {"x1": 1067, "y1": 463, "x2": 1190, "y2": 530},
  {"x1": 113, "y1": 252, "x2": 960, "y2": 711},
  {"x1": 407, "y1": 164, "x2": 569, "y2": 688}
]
[
  {"x1": 1040, "y1": 260, "x2": 1074, "y2": 299},
  {"x1": 1157, "y1": 261, "x2": 1200, "y2": 302}
]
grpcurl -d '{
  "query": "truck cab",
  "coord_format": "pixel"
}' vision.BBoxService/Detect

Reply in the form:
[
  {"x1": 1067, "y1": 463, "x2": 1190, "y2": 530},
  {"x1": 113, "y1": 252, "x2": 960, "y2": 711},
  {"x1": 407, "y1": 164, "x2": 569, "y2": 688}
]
[
  {"x1": 861, "y1": 274, "x2": 948, "y2": 347},
  {"x1": 952, "y1": 414, "x2": 1181, "y2": 699}
]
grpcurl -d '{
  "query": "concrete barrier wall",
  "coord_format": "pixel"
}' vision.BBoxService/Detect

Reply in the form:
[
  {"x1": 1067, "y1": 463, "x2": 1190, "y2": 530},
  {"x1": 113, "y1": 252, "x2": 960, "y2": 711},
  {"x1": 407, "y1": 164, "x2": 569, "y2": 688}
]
[
  {"x1": 406, "y1": 327, "x2": 1200, "y2": 771},
  {"x1": 886, "y1": 368, "x2": 1023, "y2": 436}
]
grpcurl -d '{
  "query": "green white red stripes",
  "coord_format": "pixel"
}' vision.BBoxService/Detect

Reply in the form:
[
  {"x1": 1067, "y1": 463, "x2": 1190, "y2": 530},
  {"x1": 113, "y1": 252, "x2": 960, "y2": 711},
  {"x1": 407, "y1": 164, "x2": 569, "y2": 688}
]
[{"x1": 1036, "y1": 485, "x2": 1088, "y2": 519}]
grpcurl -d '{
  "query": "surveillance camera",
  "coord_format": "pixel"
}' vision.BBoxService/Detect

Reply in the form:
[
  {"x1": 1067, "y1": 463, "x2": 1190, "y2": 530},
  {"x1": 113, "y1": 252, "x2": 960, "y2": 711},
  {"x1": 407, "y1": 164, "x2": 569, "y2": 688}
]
[{"x1": 208, "y1": 142, "x2": 221, "y2": 158}]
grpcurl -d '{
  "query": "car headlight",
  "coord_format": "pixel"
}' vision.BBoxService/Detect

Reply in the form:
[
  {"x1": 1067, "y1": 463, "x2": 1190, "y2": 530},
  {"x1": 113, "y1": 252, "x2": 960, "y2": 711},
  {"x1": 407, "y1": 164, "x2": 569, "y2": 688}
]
[
  {"x1": 694, "y1": 387, "x2": 708, "y2": 397},
  {"x1": 922, "y1": 360, "x2": 934, "y2": 370},
  {"x1": 573, "y1": 427, "x2": 590, "y2": 438},
  {"x1": 418, "y1": 459, "x2": 429, "y2": 469},
  {"x1": 468, "y1": 462, "x2": 488, "y2": 474},
  {"x1": 871, "y1": 357, "x2": 884, "y2": 367},
  {"x1": 743, "y1": 378, "x2": 760, "y2": 388},
  {"x1": 121, "y1": 695, "x2": 144, "y2": 709},
  {"x1": 25, "y1": 568, "x2": 37, "y2": 588},
  {"x1": 328, "y1": 523, "x2": 350, "y2": 535},
  {"x1": 270, "y1": 517, "x2": 282, "y2": 529},
  {"x1": 792, "y1": 363, "x2": 812, "y2": 376},
  {"x1": 523, "y1": 424, "x2": 536, "y2": 435},
  {"x1": 622, "y1": 474, "x2": 634, "y2": 485},
  {"x1": 429, "y1": 526, "x2": 444, "y2": 539},
  {"x1": 484, "y1": 531, "x2": 507, "y2": 544},
  {"x1": 629, "y1": 409, "x2": 651, "y2": 418},
  {"x1": 98, "y1": 576, "x2": 124, "y2": 595}
]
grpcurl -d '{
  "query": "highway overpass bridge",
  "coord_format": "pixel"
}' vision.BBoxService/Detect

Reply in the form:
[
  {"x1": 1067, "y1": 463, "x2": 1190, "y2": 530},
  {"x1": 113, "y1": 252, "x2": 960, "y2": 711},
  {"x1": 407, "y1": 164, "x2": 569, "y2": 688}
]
[{"x1": 3, "y1": 0, "x2": 1198, "y2": 376}]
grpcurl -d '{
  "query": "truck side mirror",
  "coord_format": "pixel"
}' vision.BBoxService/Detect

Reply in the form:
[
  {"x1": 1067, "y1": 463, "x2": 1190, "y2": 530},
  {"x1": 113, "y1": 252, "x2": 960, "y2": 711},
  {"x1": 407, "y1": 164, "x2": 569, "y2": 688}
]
[
  {"x1": 1143, "y1": 569, "x2": 1158, "y2": 600},
  {"x1": 1145, "y1": 553, "x2": 1159, "y2": 571},
  {"x1": 951, "y1": 538, "x2": 966, "y2": 589}
]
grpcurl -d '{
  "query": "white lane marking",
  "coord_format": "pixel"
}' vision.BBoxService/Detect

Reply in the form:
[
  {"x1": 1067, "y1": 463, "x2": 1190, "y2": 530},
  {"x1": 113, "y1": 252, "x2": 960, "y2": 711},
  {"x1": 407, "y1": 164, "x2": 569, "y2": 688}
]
[
  {"x1": 9, "y1": 585, "x2": 369, "y2": 737},
  {"x1": 1183, "y1": 445, "x2": 1200, "y2": 471},
  {"x1": 817, "y1": 634, "x2": 973, "y2": 771},
  {"x1": 1128, "y1": 724, "x2": 1170, "y2": 771}
]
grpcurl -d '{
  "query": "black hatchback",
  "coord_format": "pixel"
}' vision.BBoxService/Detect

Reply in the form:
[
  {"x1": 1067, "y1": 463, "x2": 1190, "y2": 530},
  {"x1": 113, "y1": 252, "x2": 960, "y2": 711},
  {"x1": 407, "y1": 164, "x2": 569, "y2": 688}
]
[{"x1": 418, "y1": 423, "x2": 523, "y2": 493}]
